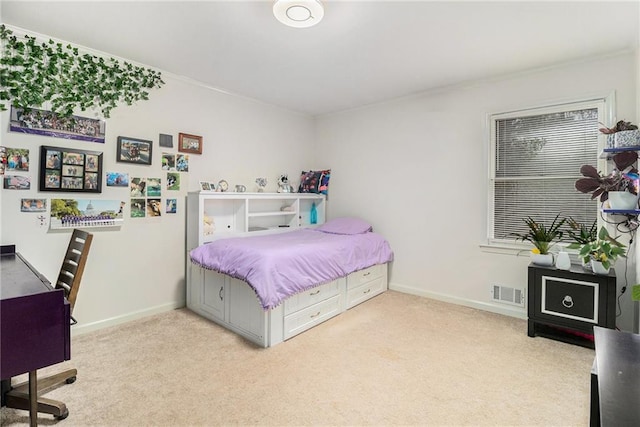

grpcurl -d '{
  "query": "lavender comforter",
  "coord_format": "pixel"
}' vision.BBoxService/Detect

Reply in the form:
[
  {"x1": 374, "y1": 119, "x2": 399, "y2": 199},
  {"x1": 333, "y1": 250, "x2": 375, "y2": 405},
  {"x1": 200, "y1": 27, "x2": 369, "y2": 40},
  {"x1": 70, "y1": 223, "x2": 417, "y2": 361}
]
[{"x1": 189, "y1": 228, "x2": 394, "y2": 310}]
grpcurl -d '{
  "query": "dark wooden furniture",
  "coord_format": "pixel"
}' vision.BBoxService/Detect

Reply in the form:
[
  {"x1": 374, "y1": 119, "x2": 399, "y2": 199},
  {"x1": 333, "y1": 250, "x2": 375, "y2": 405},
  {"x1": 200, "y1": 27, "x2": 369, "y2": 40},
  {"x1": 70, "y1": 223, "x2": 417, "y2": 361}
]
[
  {"x1": 1, "y1": 230, "x2": 92, "y2": 425},
  {"x1": 528, "y1": 263, "x2": 616, "y2": 348},
  {"x1": 1, "y1": 247, "x2": 71, "y2": 425},
  {"x1": 590, "y1": 326, "x2": 640, "y2": 426}
]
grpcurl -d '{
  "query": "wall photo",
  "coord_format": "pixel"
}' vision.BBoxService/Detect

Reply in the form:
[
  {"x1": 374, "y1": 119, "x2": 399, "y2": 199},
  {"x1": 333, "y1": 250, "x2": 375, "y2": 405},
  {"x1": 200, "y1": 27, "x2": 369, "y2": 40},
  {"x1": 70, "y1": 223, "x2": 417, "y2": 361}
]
[{"x1": 39, "y1": 145, "x2": 103, "y2": 193}]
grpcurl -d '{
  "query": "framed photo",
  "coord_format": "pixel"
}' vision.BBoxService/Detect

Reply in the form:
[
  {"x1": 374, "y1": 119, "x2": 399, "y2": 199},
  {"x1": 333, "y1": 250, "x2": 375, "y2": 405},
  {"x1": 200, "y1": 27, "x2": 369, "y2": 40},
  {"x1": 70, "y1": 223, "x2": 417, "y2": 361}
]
[
  {"x1": 39, "y1": 145, "x2": 103, "y2": 193},
  {"x1": 178, "y1": 133, "x2": 203, "y2": 155},
  {"x1": 116, "y1": 136, "x2": 153, "y2": 165},
  {"x1": 10, "y1": 106, "x2": 106, "y2": 143},
  {"x1": 199, "y1": 181, "x2": 211, "y2": 191}
]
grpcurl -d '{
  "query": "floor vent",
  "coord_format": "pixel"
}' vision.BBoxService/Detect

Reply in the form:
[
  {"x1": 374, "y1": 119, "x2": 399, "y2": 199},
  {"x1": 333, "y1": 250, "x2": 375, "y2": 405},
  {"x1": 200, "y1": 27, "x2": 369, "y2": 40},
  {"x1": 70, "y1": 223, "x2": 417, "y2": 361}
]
[{"x1": 492, "y1": 285, "x2": 525, "y2": 307}]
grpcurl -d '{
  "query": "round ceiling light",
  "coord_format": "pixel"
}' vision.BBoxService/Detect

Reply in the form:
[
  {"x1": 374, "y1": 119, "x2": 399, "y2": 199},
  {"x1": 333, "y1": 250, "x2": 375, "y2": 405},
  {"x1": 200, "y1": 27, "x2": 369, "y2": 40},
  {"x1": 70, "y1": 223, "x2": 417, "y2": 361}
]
[{"x1": 273, "y1": 0, "x2": 324, "y2": 28}]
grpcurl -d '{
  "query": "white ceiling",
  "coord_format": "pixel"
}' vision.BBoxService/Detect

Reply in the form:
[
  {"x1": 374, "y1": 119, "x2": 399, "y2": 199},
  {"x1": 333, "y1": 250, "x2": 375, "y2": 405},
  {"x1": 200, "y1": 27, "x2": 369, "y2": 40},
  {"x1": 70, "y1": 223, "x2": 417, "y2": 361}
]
[{"x1": 1, "y1": 1, "x2": 639, "y2": 116}]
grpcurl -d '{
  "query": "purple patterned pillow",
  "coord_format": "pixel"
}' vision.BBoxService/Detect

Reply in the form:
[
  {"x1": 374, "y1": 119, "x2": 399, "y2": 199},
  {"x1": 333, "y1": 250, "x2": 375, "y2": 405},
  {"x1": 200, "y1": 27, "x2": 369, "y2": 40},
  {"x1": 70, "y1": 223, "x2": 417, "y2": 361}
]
[{"x1": 299, "y1": 169, "x2": 330, "y2": 194}]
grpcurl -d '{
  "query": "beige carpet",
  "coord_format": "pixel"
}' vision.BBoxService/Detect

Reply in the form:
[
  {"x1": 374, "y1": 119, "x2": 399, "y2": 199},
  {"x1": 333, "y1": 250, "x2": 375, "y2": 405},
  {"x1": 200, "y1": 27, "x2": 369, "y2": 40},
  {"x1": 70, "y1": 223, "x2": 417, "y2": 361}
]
[{"x1": 1, "y1": 291, "x2": 594, "y2": 426}]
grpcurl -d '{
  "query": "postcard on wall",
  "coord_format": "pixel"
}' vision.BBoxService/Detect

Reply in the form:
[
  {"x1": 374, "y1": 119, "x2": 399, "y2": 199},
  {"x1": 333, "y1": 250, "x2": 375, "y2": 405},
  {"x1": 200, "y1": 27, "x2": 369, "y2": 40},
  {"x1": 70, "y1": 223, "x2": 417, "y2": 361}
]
[
  {"x1": 21, "y1": 198, "x2": 47, "y2": 212},
  {"x1": 50, "y1": 199, "x2": 124, "y2": 228},
  {"x1": 130, "y1": 177, "x2": 147, "y2": 197},
  {"x1": 161, "y1": 153, "x2": 176, "y2": 171},
  {"x1": 3, "y1": 175, "x2": 30, "y2": 189},
  {"x1": 0, "y1": 146, "x2": 6, "y2": 175},
  {"x1": 176, "y1": 154, "x2": 189, "y2": 172},
  {"x1": 147, "y1": 198, "x2": 162, "y2": 217},
  {"x1": 6, "y1": 148, "x2": 29, "y2": 171},
  {"x1": 146, "y1": 178, "x2": 161, "y2": 197},
  {"x1": 10, "y1": 106, "x2": 106, "y2": 143},
  {"x1": 166, "y1": 199, "x2": 177, "y2": 214},
  {"x1": 166, "y1": 172, "x2": 180, "y2": 190},
  {"x1": 131, "y1": 198, "x2": 146, "y2": 218},
  {"x1": 106, "y1": 172, "x2": 130, "y2": 187}
]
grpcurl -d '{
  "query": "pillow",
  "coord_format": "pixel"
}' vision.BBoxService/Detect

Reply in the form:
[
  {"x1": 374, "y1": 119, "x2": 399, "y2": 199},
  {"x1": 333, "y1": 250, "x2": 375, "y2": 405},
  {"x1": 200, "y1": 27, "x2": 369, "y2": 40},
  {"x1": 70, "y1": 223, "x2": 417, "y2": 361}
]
[
  {"x1": 299, "y1": 169, "x2": 330, "y2": 194},
  {"x1": 315, "y1": 217, "x2": 373, "y2": 235}
]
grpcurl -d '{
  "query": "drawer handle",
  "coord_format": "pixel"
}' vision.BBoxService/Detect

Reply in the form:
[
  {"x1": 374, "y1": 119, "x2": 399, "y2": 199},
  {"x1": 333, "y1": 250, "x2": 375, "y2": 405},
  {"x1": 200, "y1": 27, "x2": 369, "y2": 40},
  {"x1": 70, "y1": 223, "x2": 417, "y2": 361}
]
[
  {"x1": 310, "y1": 311, "x2": 321, "y2": 319},
  {"x1": 219, "y1": 286, "x2": 224, "y2": 301},
  {"x1": 363, "y1": 272, "x2": 371, "y2": 277},
  {"x1": 309, "y1": 290, "x2": 320, "y2": 296},
  {"x1": 562, "y1": 295, "x2": 573, "y2": 308},
  {"x1": 363, "y1": 289, "x2": 371, "y2": 294}
]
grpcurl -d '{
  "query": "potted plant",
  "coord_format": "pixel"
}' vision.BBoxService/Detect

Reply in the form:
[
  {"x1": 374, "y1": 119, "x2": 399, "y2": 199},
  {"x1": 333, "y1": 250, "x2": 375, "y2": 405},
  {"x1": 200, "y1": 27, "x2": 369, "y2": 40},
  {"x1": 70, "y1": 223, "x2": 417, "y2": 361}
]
[
  {"x1": 511, "y1": 214, "x2": 565, "y2": 266},
  {"x1": 576, "y1": 227, "x2": 626, "y2": 275},
  {"x1": 575, "y1": 151, "x2": 639, "y2": 209},
  {"x1": 565, "y1": 218, "x2": 598, "y2": 269},
  {"x1": 599, "y1": 120, "x2": 639, "y2": 149}
]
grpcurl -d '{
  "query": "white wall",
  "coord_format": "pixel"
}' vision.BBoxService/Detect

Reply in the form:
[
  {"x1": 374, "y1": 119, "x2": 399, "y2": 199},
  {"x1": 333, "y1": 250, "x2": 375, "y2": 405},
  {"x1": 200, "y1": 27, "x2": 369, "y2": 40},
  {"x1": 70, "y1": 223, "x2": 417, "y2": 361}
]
[
  {"x1": 0, "y1": 70, "x2": 315, "y2": 333},
  {"x1": 315, "y1": 52, "x2": 639, "y2": 330}
]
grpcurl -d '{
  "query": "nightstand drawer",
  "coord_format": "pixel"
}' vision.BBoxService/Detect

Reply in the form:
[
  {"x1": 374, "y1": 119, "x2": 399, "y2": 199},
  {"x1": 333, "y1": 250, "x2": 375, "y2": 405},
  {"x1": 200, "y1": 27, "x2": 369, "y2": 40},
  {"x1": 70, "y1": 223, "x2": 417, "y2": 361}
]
[{"x1": 540, "y1": 275, "x2": 598, "y2": 323}]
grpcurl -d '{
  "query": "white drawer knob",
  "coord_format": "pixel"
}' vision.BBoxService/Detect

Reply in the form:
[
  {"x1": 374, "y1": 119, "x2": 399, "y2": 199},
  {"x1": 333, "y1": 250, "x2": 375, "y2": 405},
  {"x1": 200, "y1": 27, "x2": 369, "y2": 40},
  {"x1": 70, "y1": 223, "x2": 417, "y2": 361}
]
[{"x1": 562, "y1": 295, "x2": 574, "y2": 308}]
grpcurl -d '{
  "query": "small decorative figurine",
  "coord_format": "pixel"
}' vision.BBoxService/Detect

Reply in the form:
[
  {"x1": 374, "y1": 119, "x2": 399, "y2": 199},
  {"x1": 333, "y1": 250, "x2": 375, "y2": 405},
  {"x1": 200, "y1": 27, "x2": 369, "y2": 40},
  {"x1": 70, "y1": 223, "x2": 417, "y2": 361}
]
[
  {"x1": 255, "y1": 177, "x2": 267, "y2": 192},
  {"x1": 277, "y1": 174, "x2": 293, "y2": 193}
]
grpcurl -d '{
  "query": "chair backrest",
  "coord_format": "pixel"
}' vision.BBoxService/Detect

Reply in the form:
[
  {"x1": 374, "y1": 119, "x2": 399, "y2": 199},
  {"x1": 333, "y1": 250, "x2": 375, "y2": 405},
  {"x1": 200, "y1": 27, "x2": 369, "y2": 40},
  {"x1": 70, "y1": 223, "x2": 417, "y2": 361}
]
[{"x1": 55, "y1": 229, "x2": 93, "y2": 314}]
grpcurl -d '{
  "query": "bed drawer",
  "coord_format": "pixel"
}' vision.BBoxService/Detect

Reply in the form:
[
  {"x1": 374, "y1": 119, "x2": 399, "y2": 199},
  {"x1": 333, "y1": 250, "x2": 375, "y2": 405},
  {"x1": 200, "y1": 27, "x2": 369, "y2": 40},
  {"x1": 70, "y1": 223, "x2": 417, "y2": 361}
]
[
  {"x1": 284, "y1": 295, "x2": 342, "y2": 340},
  {"x1": 284, "y1": 279, "x2": 341, "y2": 315},
  {"x1": 347, "y1": 264, "x2": 384, "y2": 289},
  {"x1": 346, "y1": 276, "x2": 386, "y2": 309}
]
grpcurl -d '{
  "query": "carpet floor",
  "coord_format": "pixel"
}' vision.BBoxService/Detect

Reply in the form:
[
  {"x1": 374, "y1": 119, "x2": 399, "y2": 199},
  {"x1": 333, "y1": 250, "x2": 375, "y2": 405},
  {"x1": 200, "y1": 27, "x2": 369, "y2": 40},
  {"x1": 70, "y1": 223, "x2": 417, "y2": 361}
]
[{"x1": 1, "y1": 291, "x2": 595, "y2": 426}]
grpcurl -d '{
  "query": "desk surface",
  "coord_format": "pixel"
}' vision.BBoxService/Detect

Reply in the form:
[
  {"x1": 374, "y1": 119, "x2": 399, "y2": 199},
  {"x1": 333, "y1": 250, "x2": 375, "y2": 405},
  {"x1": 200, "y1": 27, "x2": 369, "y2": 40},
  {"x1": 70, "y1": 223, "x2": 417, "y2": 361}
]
[
  {"x1": 594, "y1": 326, "x2": 640, "y2": 426},
  {"x1": 1, "y1": 252, "x2": 52, "y2": 299}
]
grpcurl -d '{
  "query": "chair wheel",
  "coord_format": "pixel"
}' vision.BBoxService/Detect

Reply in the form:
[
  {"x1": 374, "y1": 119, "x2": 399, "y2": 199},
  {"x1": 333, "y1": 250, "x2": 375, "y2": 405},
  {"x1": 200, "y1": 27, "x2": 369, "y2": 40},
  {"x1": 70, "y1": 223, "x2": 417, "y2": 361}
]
[
  {"x1": 57, "y1": 409, "x2": 69, "y2": 420},
  {"x1": 66, "y1": 376, "x2": 77, "y2": 384}
]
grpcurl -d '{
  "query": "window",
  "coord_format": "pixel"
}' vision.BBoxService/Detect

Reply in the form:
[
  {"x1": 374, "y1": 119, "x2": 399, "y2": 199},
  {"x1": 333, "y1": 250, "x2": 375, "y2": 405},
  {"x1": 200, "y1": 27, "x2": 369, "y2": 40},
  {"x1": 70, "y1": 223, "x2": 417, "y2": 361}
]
[{"x1": 488, "y1": 97, "x2": 611, "y2": 246}]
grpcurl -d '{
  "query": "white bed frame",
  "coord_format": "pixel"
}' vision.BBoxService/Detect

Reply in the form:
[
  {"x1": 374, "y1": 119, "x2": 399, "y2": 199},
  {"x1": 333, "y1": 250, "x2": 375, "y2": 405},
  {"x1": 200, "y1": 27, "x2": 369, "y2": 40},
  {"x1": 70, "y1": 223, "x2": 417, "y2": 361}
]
[{"x1": 186, "y1": 262, "x2": 388, "y2": 347}]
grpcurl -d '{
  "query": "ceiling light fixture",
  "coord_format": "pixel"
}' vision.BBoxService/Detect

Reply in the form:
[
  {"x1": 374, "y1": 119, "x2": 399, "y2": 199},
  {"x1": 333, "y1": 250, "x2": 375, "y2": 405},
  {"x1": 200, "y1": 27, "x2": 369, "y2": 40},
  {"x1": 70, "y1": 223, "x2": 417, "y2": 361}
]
[{"x1": 273, "y1": 0, "x2": 324, "y2": 28}]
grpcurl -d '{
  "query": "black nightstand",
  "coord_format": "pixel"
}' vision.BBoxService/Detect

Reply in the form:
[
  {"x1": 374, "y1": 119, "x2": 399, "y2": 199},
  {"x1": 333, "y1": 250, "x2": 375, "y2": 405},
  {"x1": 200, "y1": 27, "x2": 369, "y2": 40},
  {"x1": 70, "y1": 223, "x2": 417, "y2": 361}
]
[{"x1": 527, "y1": 263, "x2": 616, "y2": 348}]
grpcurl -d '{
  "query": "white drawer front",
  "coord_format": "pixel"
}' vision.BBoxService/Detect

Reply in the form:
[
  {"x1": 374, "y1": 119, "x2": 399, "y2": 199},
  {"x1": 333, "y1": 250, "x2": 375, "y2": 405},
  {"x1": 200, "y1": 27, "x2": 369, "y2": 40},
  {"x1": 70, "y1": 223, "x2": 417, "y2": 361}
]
[
  {"x1": 347, "y1": 264, "x2": 384, "y2": 289},
  {"x1": 284, "y1": 279, "x2": 340, "y2": 315},
  {"x1": 284, "y1": 295, "x2": 342, "y2": 340},
  {"x1": 346, "y1": 276, "x2": 386, "y2": 309}
]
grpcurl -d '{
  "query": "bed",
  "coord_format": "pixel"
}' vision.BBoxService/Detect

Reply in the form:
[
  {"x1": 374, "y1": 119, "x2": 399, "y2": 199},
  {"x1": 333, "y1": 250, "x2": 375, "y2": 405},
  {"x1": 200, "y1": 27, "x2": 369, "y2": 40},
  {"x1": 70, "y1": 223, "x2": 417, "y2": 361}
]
[{"x1": 187, "y1": 217, "x2": 394, "y2": 347}]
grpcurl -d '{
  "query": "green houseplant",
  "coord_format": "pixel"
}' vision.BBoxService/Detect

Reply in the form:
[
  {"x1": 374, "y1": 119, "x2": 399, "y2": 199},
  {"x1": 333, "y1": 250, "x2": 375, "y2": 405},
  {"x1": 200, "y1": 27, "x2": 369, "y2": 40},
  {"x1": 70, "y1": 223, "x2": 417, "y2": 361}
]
[
  {"x1": 576, "y1": 227, "x2": 626, "y2": 274},
  {"x1": 565, "y1": 218, "x2": 598, "y2": 269},
  {"x1": 511, "y1": 214, "x2": 565, "y2": 265}
]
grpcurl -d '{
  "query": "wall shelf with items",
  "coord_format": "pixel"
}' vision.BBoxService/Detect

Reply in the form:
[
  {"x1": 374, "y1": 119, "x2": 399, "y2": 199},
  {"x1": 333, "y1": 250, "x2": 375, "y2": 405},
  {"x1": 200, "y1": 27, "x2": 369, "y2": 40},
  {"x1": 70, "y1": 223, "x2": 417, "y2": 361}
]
[{"x1": 186, "y1": 192, "x2": 326, "y2": 250}]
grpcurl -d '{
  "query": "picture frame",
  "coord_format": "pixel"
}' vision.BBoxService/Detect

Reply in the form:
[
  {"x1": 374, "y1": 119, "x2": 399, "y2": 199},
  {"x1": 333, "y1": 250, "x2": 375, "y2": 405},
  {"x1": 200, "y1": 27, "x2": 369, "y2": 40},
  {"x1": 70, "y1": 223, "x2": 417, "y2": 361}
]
[
  {"x1": 10, "y1": 106, "x2": 106, "y2": 143},
  {"x1": 39, "y1": 145, "x2": 103, "y2": 193},
  {"x1": 116, "y1": 136, "x2": 153, "y2": 165},
  {"x1": 178, "y1": 133, "x2": 203, "y2": 155},
  {"x1": 199, "y1": 181, "x2": 211, "y2": 191}
]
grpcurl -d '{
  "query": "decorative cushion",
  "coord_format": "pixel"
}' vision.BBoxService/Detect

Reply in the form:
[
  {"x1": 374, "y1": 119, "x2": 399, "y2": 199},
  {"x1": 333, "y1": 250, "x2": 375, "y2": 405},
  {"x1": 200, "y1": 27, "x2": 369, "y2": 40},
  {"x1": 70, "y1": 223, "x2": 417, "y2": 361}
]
[
  {"x1": 315, "y1": 217, "x2": 373, "y2": 235},
  {"x1": 299, "y1": 169, "x2": 330, "y2": 194}
]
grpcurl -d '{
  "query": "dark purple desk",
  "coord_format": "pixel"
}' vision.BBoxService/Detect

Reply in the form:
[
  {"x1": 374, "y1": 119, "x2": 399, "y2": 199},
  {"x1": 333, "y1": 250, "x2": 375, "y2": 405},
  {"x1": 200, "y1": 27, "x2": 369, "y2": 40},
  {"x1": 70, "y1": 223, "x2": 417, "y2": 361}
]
[
  {"x1": 590, "y1": 326, "x2": 640, "y2": 426},
  {"x1": 1, "y1": 248, "x2": 71, "y2": 426}
]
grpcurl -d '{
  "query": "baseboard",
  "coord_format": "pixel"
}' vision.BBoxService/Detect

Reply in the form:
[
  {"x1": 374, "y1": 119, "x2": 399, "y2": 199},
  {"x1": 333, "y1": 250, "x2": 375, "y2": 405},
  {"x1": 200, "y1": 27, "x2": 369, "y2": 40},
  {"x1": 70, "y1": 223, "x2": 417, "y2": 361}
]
[
  {"x1": 389, "y1": 282, "x2": 527, "y2": 320},
  {"x1": 72, "y1": 301, "x2": 185, "y2": 336}
]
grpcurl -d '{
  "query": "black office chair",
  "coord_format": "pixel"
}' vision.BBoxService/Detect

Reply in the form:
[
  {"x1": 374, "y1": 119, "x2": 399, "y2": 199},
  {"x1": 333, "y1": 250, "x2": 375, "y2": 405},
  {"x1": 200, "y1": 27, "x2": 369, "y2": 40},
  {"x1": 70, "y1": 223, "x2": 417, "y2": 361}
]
[{"x1": 5, "y1": 229, "x2": 93, "y2": 420}]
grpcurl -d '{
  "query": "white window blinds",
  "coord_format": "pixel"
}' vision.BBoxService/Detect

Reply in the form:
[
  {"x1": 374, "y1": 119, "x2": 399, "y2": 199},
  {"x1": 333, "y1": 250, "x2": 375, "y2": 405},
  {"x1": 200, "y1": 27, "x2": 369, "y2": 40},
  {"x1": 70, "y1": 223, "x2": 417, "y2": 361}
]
[{"x1": 491, "y1": 102, "x2": 603, "y2": 243}]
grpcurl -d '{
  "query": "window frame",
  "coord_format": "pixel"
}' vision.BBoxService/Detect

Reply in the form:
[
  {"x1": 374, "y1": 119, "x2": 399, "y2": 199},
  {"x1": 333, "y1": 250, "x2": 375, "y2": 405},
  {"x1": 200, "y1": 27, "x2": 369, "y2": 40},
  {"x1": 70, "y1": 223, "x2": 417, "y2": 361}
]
[{"x1": 486, "y1": 93, "x2": 615, "y2": 250}]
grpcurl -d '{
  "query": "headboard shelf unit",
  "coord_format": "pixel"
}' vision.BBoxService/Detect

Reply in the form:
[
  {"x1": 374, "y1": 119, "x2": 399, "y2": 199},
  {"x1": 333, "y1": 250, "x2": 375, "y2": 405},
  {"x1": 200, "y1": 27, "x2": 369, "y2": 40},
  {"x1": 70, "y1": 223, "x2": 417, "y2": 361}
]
[{"x1": 187, "y1": 192, "x2": 326, "y2": 250}]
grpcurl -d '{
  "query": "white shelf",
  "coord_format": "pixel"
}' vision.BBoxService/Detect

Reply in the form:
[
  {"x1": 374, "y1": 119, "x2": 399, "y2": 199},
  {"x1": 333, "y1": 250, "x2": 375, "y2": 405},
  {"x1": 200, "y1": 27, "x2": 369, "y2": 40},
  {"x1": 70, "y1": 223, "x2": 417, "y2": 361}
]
[
  {"x1": 187, "y1": 192, "x2": 326, "y2": 249},
  {"x1": 248, "y1": 211, "x2": 296, "y2": 217}
]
